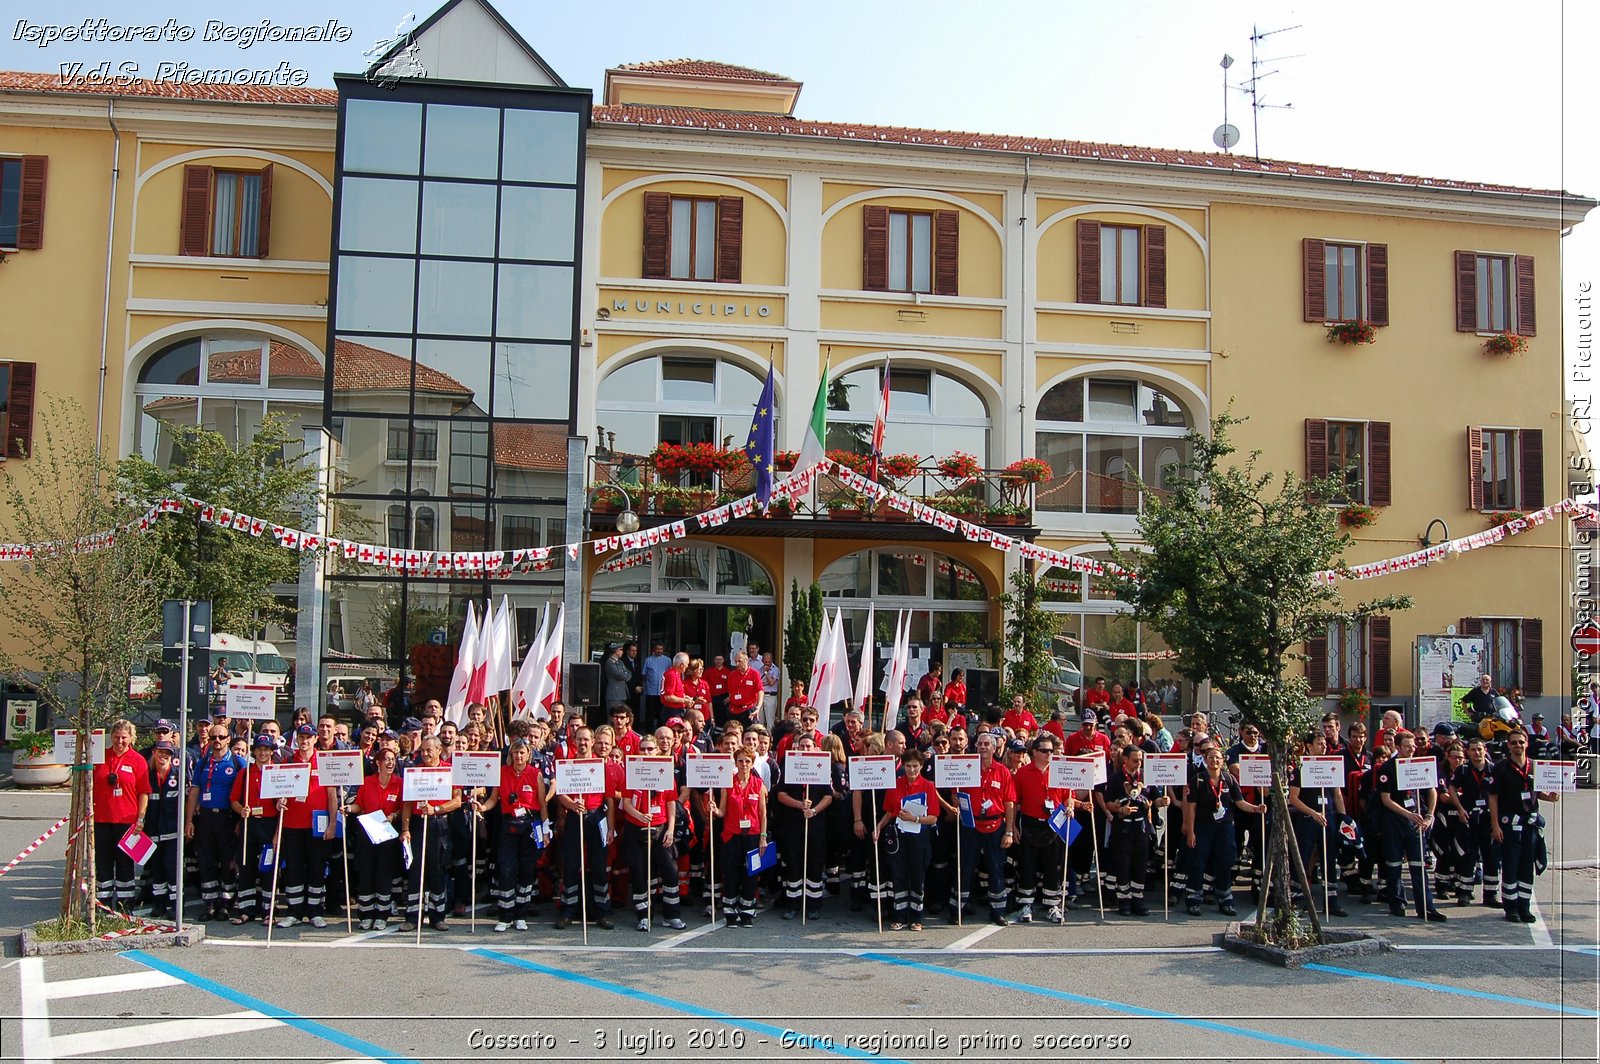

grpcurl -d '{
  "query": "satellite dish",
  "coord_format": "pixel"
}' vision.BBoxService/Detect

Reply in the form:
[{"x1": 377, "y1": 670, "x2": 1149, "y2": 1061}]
[{"x1": 1213, "y1": 124, "x2": 1241, "y2": 150}]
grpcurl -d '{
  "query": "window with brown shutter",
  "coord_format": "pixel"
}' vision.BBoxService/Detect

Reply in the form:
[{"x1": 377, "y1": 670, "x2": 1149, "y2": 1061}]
[
  {"x1": 662, "y1": 195, "x2": 721, "y2": 281},
  {"x1": 1306, "y1": 632, "x2": 1328, "y2": 694},
  {"x1": 1302, "y1": 238, "x2": 1326, "y2": 321},
  {"x1": 1306, "y1": 239, "x2": 1386, "y2": 324},
  {"x1": 1467, "y1": 426, "x2": 1485, "y2": 510},
  {"x1": 1458, "y1": 617, "x2": 1483, "y2": 639},
  {"x1": 1076, "y1": 219, "x2": 1101, "y2": 304},
  {"x1": 641, "y1": 191, "x2": 670, "y2": 279},
  {"x1": 5, "y1": 361, "x2": 36, "y2": 459},
  {"x1": 1075, "y1": 221, "x2": 1165, "y2": 307},
  {"x1": 1367, "y1": 421, "x2": 1391, "y2": 507},
  {"x1": 1456, "y1": 251, "x2": 1530, "y2": 333},
  {"x1": 1514, "y1": 255, "x2": 1536, "y2": 336},
  {"x1": 715, "y1": 195, "x2": 743, "y2": 284},
  {"x1": 1142, "y1": 225, "x2": 1166, "y2": 308},
  {"x1": 933, "y1": 209, "x2": 959, "y2": 296},
  {"x1": 1454, "y1": 251, "x2": 1478, "y2": 332},
  {"x1": 1366, "y1": 244, "x2": 1388, "y2": 326},
  {"x1": 179, "y1": 163, "x2": 273, "y2": 258},
  {"x1": 1518, "y1": 428, "x2": 1543, "y2": 509},
  {"x1": 862, "y1": 204, "x2": 889, "y2": 292},
  {"x1": 1471, "y1": 426, "x2": 1541, "y2": 510},
  {"x1": 1520, "y1": 618, "x2": 1542, "y2": 696},
  {"x1": 1304, "y1": 417, "x2": 1329, "y2": 483},
  {"x1": 1369, "y1": 616, "x2": 1392, "y2": 695},
  {"x1": 0, "y1": 156, "x2": 48, "y2": 250}
]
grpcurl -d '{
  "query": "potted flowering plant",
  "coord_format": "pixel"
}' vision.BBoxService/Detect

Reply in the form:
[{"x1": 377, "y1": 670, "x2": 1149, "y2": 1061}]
[
  {"x1": 651, "y1": 442, "x2": 732, "y2": 479},
  {"x1": 1336, "y1": 688, "x2": 1370, "y2": 715},
  {"x1": 878, "y1": 453, "x2": 923, "y2": 480},
  {"x1": 826, "y1": 449, "x2": 870, "y2": 474},
  {"x1": 774, "y1": 450, "x2": 799, "y2": 472},
  {"x1": 1486, "y1": 510, "x2": 1526, "y2": 528},
  {"x1": 937, "y1": 451, "x2": 983, "y2": 480},
  {"x1": 1002, "y1": 458, "x2": 1053, "y2": 484},
  {"x1": 1325, "y1": 320, "x2": 1378, "y2": 346},
  {"x1": 986, "y1": 501, "x2": 1028, "y2": 526},
  {"x1": 592, "y1": 486, "x2": 625, "y2": 514},
  {"x1": 826, "y1": 493, "x2": 865, "y2": 520},
  {"x1": 1338, "y1": 503, "x2": 1377, "y2": 528},
  {"x1": 9, "y1": 730, "x2": 68, "y2": 787},
  {"x1": 939, "y1": 494, "x2": 985, "y2": 516},
  {"x1": 766, "y1": 495, "x2": 793, "y2": 518},
  {"x1": 1483, "y1": 332, "x2": 1529, "y2": 356}
]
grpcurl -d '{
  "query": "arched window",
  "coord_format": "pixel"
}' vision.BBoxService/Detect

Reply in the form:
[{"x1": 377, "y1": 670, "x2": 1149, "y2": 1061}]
[
  {"x1": 1034, "y1": 376, "x2": 1193, "y2": 515},
  {"x1": 595, "y1": 354, "x2": 769, "y2": 458},
  {"x1": 826, "y1": 364, "x2": 989, "y2": 463},
  {"x1": 1039, "y1": 548, "x2": 1174, "y2": 704},
  {"x1": 819, "y1": 548, "x2": 990, "y2": 644}
]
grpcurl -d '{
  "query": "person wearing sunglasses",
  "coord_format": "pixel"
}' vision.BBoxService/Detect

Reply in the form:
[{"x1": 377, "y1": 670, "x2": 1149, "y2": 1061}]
[{"x1": 1489, "y1": 728, "x2": 1561, "y2": 923}]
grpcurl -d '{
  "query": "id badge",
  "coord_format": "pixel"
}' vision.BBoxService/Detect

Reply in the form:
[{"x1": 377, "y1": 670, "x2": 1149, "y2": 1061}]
[
  {"x1": 739, "y1": 818, "x2": 752, "y2": 830},
  {"x1": 1044, "y1": 799, "x2": 1056, "y2": 812},
  {"x1": 1520, "y1": 791, "x2": 1532, "y2": 803},
  {"x1": 1212, "y1": 805, "x2": 1226, "y2": 821},
  {"x1": 252, "y1": 806, "x2": 264, "y2": 816},
  {"x1": 1474, "y1": 799, "x2": 1487, "y2": 808}
]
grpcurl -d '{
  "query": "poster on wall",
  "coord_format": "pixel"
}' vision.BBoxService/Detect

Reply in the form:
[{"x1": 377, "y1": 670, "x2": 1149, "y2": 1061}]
[{"x1": 1417, "y1": 635, "x2": 1483, "y2": 730}]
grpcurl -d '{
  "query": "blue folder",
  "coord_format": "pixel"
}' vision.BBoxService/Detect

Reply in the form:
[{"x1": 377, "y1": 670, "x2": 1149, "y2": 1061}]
[{"x1": 745, "y1": 841, "x2": 778, "y2": 875}]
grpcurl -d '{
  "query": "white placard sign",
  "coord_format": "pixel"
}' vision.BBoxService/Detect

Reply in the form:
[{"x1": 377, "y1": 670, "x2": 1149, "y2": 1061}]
[
  {"x1": 625, "y1": 756, "x2": 676, "y2": 792},
  {"x1": 554, "y1": 757, "x2": 606, "y2": 796},
  {"x1": 402, "y1": 765, "x2": 454, "y2": 802},
  {"x1": 848, "y1": 755, "x2": 897, "y2": 791},
  {"x1": 685, "y1": 752, "x2": 734, "y2": 790},
  {"x1": 1144, "y1": 753, "x2": 1189, "y2": 787},
  {"x1": 1396, "y1": 756, "x2": 1439, "y2": 791},
  {"x1": 260, "y1": 762, "x2": 311, "y2": 800},
  {"x1": 936, "y1": 754, "x2": 982, "y2": 789},
  {"x1": 451, "y1": 751, "x2": 500, "y2": 788},
  {"x1": 784, "y1": 750, "x2": 833, "y2": 787},
  {"x1": 315, "y1": 750, "x2": 364, "y2": 788},
  {"x1": 53, "y1": 729, "x2": 106, "y2": 765},
  {"x1": 1533, "y1": 760, "x2": 1578, "y2": 792},
  {"x1": 225, "y1": 683, "x2": 277, "y2": 722},
  {"x1": 1091, "y1": 750, "x2": 1108, "y2": 785},
  {"x1": 1300, "y1": 755, "x2": 1347, "y2": 789},
  {"x1": 1048, "y1": 756, "x2": 1096, "y2": 790},
  {"x1": 1238, "y1": 754, "x2": 1273, "y2": 788}
]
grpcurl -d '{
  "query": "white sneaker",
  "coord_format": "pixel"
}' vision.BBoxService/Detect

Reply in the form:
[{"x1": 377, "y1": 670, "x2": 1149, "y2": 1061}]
[
  {"x1": 636, "y1": 918, "x2": 649, "y2": 932},
  {"x1": 1046, "y1": 906, "x2": 1065, "y2": 924},
  {"x1": 357, "y1": 918, "x2": 373, "y2": 931},
  {"x1": 1017, "y1": 904, "x2": 1034, "y2": 923},
  {"x1": 494, "y1": 921, "x2": 510, "y2": 933},
  {"x1": 664, "y1": 917, "x2": 686, "y2": 930},
  {"x1": 309, "y1": 916, "x2": 328, "y2": 929},
  {"x1": 276, "y1": 916, "x2": 298, "y2": 929},
  {"x1": 513, "y1": 919, "x2": 528, "y2": 931},
  {"x1": 372, "y1": 919, "x2": 387, "y2": 931}
]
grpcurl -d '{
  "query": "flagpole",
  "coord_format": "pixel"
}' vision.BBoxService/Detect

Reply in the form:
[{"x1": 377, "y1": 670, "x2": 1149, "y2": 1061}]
[
  {"x1": 1090, "y1": 801, "x2": 1106, "y2": 919},
  {"x1": 415, "y1": 813, "x2": 429, "y2": 946},
  {"x1": 706, "y1": 789, "x2": 717, "y2": 926},
  {"x1": 1058, "y1": 802, "x2": 1071, "y2": 921},
  {"x1": 801, "y1": 782, "x2": 811, "y2": 926},
  {"x1": 953, "y1": 789, "x2": 963, "y2": 927},
  {"x1": 265, "y1": 810, "x2": 285, "y2": 948}
]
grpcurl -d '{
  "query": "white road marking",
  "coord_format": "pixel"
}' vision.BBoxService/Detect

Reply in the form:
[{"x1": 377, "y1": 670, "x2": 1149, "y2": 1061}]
[
  {"x1": 1526, "y1": 894, "x2": 1555, "y2": 948},
  {"x1": 947, "y1": 924, "x2": 1006, "y2": 950},
  {"x1": 41, "y1": 970, "x2": 183, "y2": 999},
  {"x1": 44, "y1": 1010, "x2": 279, "y2": 1057},
  {"x1": 205, "y1": 938, "x2": 1225, "y2": 956},
  {"x1": 330, "y1": 926, "x2": 397, "y2": 947},
  {"x1": 18, "y1": 957, "x2": 53, "y2": 1064},
  {"x1": 650, "y1": 922, "x2": 722, "y2": 949}
]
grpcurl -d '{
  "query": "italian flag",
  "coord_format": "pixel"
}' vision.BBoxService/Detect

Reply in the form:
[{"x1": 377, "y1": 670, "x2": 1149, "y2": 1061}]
[{"x1": 792, "y1": 358, "x2": 829, "y2": 474}]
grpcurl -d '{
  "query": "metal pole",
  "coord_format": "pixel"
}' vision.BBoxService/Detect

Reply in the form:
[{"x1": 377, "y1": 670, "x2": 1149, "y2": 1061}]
[
  {"x1": 800, "y1": 783, "x2": 810, "y2": 925},
  {"x1": 176, "y1": 600, "x2": 191, "y2": 935},
  {"x1": 264, "y1": 814, "x2": 284, "y2": 947},
  {"x1": 415, "y1": 814, "x2": 428, "y2": 945},
  {"x1": 1090, "y1": 800, "x2": 1106, "y2": 919},
  {"x1": 871, "y1": 791, "x2": 882, "y2": 934},
  {"x1": 706, "y1": 789, "x2": 717, "y2": 925},
  {"x1": 579, "y1": 807, "x2": 590, "y2": 947}
]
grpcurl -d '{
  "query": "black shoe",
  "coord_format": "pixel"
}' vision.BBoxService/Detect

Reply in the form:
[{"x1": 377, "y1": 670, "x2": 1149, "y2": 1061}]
[
  {"x1": 1186, "y1": 902, "x2": 1202, "y2": 916},
  {"x1": 850, "y1": 897, "x2": 864, "y2": 913},
  {"x1": 1329, "y1": 903, "x2": 1349, "y2": 918},
  {"x1": 1483, "y1": 895, "x2": 1500, "y2": 907},
  {"x1": 989, "y1": 910, "x2": 1010, "y2": 927},
  {"x1": 1504, "y1": 910, "x2": 1522, "y2": 922},
  {"x1": 1218, "y1": 902, "x2": 1238, "y2": 917},
  {"x1": 1519, "y1": 910, "x2": 1538, "y2": 924},
  {"x1": 739, "y1": 913, "x2": 754, "y2": 927},
  {"x1": 1389, "y1": 901, "x2": 1407, "y2": 917},
  {"x1": 726, "y1": 915, "x2": 739, "y2": 928},
  {"x1": 553, "y1": 914, "x2": 571, "y2": 930},
  {"x1": 1131, "y1": 901, "x2": 1149, "y2": 917},
  {"x1": 1424, "y1": 909, "x2": 1448, "y2": 923},
  {"x1": 1456, "y1": 893, "x2": 1471, "y2": 907},
  {"x1": 1118, "y1": 900, "x2": 1131, "y2": 916},
  {"x1": 595, "y1": 915, "x2": 614, "y2": 930}
]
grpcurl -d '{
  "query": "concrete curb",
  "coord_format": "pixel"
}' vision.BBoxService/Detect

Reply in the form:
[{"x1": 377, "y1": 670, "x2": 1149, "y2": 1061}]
[
  {"x1": 1217, "y1": 922, "x2": 1392, "y2": 968},
  {"x1": 18, "y1": 923, "x2": 205, "y2": 957}
]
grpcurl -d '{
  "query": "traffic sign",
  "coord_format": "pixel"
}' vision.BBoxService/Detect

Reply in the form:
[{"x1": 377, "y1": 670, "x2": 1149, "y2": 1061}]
[{"x1": 1572, "y1": 622, "x2": 1600, "y2": 657}]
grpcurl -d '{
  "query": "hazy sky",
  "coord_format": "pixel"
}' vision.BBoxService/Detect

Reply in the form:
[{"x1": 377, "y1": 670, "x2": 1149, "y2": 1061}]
[{"x1": 4, "y1": 0, "x2": 1594, "y2": 466}]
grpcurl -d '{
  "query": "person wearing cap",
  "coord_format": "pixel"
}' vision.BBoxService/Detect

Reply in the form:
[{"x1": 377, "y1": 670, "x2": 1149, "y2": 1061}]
[
  {"x1": 1106, "y1": 744, "x2": 1170, "y2": 917},
  {"x1": 186, "y1": 721, "x2": 247, "y2": 921},
  {"x1": 1489, "y1": 727, "x2": 1561, "y2": 924},
  {"x1": 346, "y1": 744, "x2": 403, "y2": 930},
  {"x1": 1012, "y1": 733, "x2": 1072, "y2": 924},
  {"x1": 139, "y1": 719, "x2": 179, "y2": 759},
  {"x1": 1003, "y1": 738, "x2": 1028, "y2": 774},
  {"x1": 141, "y1": 740, "x2": 184, "y2": 919},
  {"x1": 477, "y1": 737, "x2": 546, "y2": 932},
  {"x1": 227, "y1": 734, "x2": 282, "y2": 924},
  {"x1": 276, "y1": 724, "x2": 339, "y2": 930}
]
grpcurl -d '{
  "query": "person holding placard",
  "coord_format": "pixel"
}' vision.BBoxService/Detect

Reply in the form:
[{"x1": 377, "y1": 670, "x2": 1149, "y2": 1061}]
[
  {"x1": 400, "y1": 737, "x2": 463, "y2": 931},
  {"x1": 349, "y1": 745, "x2": 404, "y2": 929},
  {"x1": 874, "y1": 747, "x2": 939, "y2": 930},
  {"x1": 276, "y1": 725, "x2": 339, "y2": 929},
  {"x1": 142, "y1": 740, "x2": 185, "y2": 920},
  {"x1": 718, "y1": 747, "x2": 767, "y2": 926},
  {"x1": 1012, "y1": 734, "x2": 1071, "y2": 924},
  {"x1": 951, "y1": 732, "x2": 1017, "y2": 927},
  {"x1": 478, "y1": 738, "x2": 546, "y2": 932},
  {"x1": 1430, "y1": 738, "x2": 1473, "y2": 905},
  {"x1": 1224, "y1": 722, "x2": 1268, "y2": 904},
  {"x1": 619, "y1": 736, "x2": 685, "y2": 932},
  {"x1": 1105, "y1": 745, "x2": 1169, "y2": 917},
  {"x1": 1489, "y1": 728, "x2": 1560, "y2": 924},
  {"x1": 1374, "y1": 730, "x2": 1448, "y2": 922},
  {"x1": 1182, "y1": 740, "x2": 1264, "y2": 917},
  {"x1": 93, "y1": 719, "x2": 151, "y2": 913},
  {"x1": 228, "y1": 735, "x2": 280, "y2": 924},
  {"x1": 552, "y1": 728, "x2": 614, "y2": 931},
  {"x1": 1450, "y1": 736, "x2": 1501, "y2": 907},
  {"x1": 776, "y1": 734, "x2": 833, "y2": 919},
  {"x1": 187, "y1": 722, "x2": 247, "y2": 921},
  {"x1": 1288, "y1": 734, "x2": 1349, "y2": 917}
]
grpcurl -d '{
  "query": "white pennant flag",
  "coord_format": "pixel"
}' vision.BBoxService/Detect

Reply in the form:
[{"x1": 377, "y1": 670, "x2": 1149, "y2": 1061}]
[
  {"x1": 881, "y1": 610, "x2": 911, "y2": 735},
  {"x1": 525, "y1": 604, "x2": 564, "y2": 720},
  {"x1": 852, "y1": 603, "x2": 876, "y2": 718},
  {"x1": 808, "y1": 608, "x2": 836, "y2": 713},
  {"x1": 444, "y1": 600, "x2": 480, "y2": 726},
  {"x1": 510, "y1": 604, "x2": 549, "y2": 721},
  {"x1": 486, "y1": 595, "x2": 514, "y2": 696}
]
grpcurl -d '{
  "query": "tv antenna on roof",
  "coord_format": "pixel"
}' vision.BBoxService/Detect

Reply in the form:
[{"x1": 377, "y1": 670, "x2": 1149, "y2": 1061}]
[
  {"x1": 1234, "y1": 23, "x2": 1303, "y2": 161},
  {"x1": 1212, "y1": 54, "x2": 1239, "y2": 152}
]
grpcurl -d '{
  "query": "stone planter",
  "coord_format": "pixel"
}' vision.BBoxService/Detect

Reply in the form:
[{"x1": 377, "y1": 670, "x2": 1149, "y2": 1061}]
[
  {"x1": 1218, "y1": 922, "x2": 1392, "y2": 968},
  {"x1": 19, "y1": 922, "x2": 205, "y2": 956},
  {"x1": 12, "y1": 753, "x2": 69, "y2": 787}
]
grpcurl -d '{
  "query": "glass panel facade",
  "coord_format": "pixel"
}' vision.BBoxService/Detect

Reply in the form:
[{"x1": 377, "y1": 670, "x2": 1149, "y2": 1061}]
[
  {"x1": 335, "y1": 257, "x2": 416, "y2": 333},
  {"x1": 500, "y1": 186, "x2": 576, "y2": 261},
  {"x1": 497, "y1": 264, "x2": 573, "y2": 339},
  {"x1": 424, "y1": 104, "x2": 500, "y2": 180},
  {"x1": 420, "y1": 181, "x2": 498, "y2": 257},
  {"x1": 502, "y1": 108, "x2": 579, "y2": 184},
  {"x1": 343, "y1": 99, "x2": 422, "y2": 174},
  {"x1": 417, "y1": 259, "x2": 495, "y2": 336},
  {"x1": 338, "y1": 177, "x2": 418, "y2": 255}
]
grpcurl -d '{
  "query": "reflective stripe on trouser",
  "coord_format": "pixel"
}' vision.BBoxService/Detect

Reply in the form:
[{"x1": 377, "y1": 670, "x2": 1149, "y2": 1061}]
[
  {"x1": 721, "y1": 832, "x2": 761, "y2": 917},
  {"x1": 93, "y1": 821, "x2": 139, "y2": 908},
  {"x1": 780, "y1": 810, "x2": 827, "y2": 903},
  {"x1": 1109, "y1": 821, "x2": 1152, "y2": 902},
  {"x1": 356, "y1": 834, "x2": 405, "y2": 919},
  {"x1": 494, "y1": 817, "x2": 542, "y2": 917},
  {"x1": 558, "y1": 807, "x2": 611, "y2": 915},
  {"x1": 1498, "y1": 812, "x2": 1537, "y2": 913},
  {"x1": 623, "y1": 821, "x2": 681, "y2": 918},
  {"x1": 279, "y1": 827, "x2": 327, "y2": 918},
  {"x1": 192, "y1": 808, "x2": 237, "y2": 903},
  {"x1": 956, "y1": 826, "x2": 1008, "y2": 912},
  {"x1": 891, "y1": 828, "x2": 932, "y2": 921},
  {"x1": 1015, "y1": 817, "x2": 1065, "y2": 909},
  {"x1": 1187, "y1": 820, "x2": 1237, "y2": 905},
  {"x1": 145, "y1": 833, "x2": 179, "y2": 908},
  {"x1": 1381, "y1": 811, "x2": 1433, "y2": 914},
  {"x1": 407, "y1": 815, "x2": 449, "y2": 920},
  {"x1": 1466, "y1": 814, "x2": 1501, "y2": 899},
  {"x1": 233, "y1": 817, "x2": 277, "y2": 916}
]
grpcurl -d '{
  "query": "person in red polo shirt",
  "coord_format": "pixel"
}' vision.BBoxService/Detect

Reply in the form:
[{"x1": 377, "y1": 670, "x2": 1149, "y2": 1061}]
[
  {"x1": 478, "y1": 737, "x2": 545, "y2": 932},
  {"x1": 659, "y1": 652, "x2": 694, "y2": 727},
  {"x1": 276, "y1": 725, "x2": 338, "y2": 929},
  {"x1": 1105, "y1": 683, "x2": 1139, "y2": 724},
  {"x1": 618, "y1": 732, "x2": 685, "y2": 931},
  {"x1": 349, "y1": 744, "x2": 405, "y2": 929},
  {"x1": 941, "y1": 669, "x2": 968, "y2": 721},
  {"x1": 93, "y1": 719, "x2": 151, "y2": 912},
  {"x1": 704, "y1": 654, "x2": 733, "y2": 728},
  {"x1": 950, "y1": 731, "x2": 1017, "y2": 926},
  {"x1": 229, "y1": 734, "x2": 281, "y2": 924},
  {"x1": 1082, "y1": 677, "x2": 1111, "y2": 710},
  {"x1": 1001, "y1": 695, "x2": 1040, "y2": 737},
  {"x1": 1012, "y1": 733, "x2": 1073, "y2": 923},
  {"x1": 726, "y1": 651, "x2": 763, "y2": 730}
]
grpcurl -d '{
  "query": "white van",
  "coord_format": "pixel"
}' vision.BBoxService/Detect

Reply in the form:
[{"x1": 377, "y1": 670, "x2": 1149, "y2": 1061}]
[{"x1": 133, "y1": 633, "x2": 293, "y2": 702}]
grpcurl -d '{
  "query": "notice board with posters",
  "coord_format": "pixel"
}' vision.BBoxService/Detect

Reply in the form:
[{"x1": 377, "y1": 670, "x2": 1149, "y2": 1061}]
[{"x1": 1417, "y1": 635, "x2": 1483, "y2": 731}]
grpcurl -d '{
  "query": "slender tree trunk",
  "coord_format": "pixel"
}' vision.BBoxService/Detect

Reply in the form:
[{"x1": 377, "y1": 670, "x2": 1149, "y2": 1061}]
[{"x1": 1273, "y1": 782, "x2": 1323, "y2": 941}]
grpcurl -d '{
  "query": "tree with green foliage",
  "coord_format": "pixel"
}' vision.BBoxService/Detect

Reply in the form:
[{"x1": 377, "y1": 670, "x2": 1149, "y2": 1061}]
[
  {"x1": 784, "y1": 580, "x2": 824, "y2": 694},
  {"x1": 1102, "y1": 413, "x2": 1410, "y2": 947},
  {"x1": 117, "y1": 413, "x2": 324, "y2": 635},
  {"x1": 998, "y1": 566, "x2": 1055, "y2": 709},
  {"x1": 0, "y1": 401, "x2": 167, "y2": 929}
]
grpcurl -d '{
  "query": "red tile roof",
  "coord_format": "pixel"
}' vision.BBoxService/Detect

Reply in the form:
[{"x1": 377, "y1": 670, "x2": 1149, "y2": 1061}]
[
  {"x1": 494, "y1": 423, "x2": 567, "y2": 472},
  {"x1": 332, "y1": 339, "x2": 472, "y2": 397},
  {"x1": 591, "y1": 103, "x2": 1571, "y2": 198},
  {"x1": 0, "y1": 69, "x2": 336, "y2": 105},
  {"x1": 610, "y1": 59, "x2": 792, "y2": 83}
]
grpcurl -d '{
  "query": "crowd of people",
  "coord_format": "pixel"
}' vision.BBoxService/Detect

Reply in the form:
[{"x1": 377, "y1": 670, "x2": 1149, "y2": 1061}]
[{"x1": 88, "y1": 657, "x2": 1567, "y2": 938}]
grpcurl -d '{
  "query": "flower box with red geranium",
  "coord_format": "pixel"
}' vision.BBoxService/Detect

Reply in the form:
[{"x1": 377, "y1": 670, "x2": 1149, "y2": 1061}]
[
  {"x1": 1002, "y1": 458, "x2": 1052, "y2": 484},
  {"x1": 1486, "y1": 510, "x2": 1525, "y2": 528},
  {"x1": 826, "y1": 449, "x2": 870, "y2": 474},
  {"x1": 1325, "y1": 320, "x2": 1378, "y2": 346},
  {"x1": 1483, "y1": 332, "x2": 1529, "y2": 356},
  {"x1": 937, "y1": 451, "x2": 983, "y2": 480},
  {"x1": 774, "y1": 450, "x2": 799, "y2": 472},
  {"x1": 878, "y1": 453, "x2": 923, "y2": 480},
  {"x1": 1336, "y1": 688, "x2": 1370, "y2": 715},
  {"x1": 1338, "y1": 504, "x2": 1377, "y2": 529}
]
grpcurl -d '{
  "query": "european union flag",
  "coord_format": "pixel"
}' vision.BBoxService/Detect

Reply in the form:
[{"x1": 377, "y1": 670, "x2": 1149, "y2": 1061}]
[{"x1": 744, "y1": 361, "x2": 777, "y2": 512}]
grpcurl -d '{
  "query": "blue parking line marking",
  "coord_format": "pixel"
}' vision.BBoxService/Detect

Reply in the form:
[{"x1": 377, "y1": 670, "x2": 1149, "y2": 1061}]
[
  {"x1": 859, "y1": 952, "x2": 1412, "y2": 1064},
  {"x1": 123, "y1": 950, "x2": 422, "y2": 1064},
  {"x1": 472, "y1": 947, "x2": 914, "y2": 1063},
  {"x1": 1303, "y1": 962, "x2": 1600, "y2": 1016}
]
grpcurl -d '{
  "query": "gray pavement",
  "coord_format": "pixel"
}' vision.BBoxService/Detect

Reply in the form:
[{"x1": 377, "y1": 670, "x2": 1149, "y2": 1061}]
[{"x1": 0, "y1": 786, "x2": 1595, "y2": 1062}]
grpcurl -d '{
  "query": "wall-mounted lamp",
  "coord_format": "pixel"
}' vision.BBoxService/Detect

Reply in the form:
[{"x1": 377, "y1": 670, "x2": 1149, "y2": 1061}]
[{"x1": 1419, "y1": 518, "x2": 1451, "y2": 549}]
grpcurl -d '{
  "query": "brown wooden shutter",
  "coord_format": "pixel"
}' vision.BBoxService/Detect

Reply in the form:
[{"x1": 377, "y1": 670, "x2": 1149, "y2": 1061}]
[
  {"x1": 1519, "y1": 428, "x2": 1544, "y2": 509},
  {"x1": 714, "y1": 196, "x2": 743, "y2": 284},
  {"x1": 862, "y1": 205, "x2": 889, "y2": 291},
  {"x1": 1142, "y1": 224, "x2": 1166, "y2": 308},
  {"x1": 15, "y1": 156, "x2": 47, "y2": 250},
  {"x1": 1306, "y1": 633, "x2": 1328, "y2": 694},
  {"x1": 1302, "y1": 238, "x2": 1326, "y2": 321},
  {"x1": 1454, "y1": 250, "x2": 1477, "y2": 331},
  {"x1": 1076, "y1": 219, "x2": 1101, "y2": 304},
  {"x1": 1370, "y1": 616, "x2": 1392, "y2": 696},
  {"x1": 5, "y1": 361, "x2": 36, "y2": 459},
  {"x1": 1514, "y1": 255, "x2": 1536, "y2": 336},
  {"x1": 933, "y1": 209, "x2": 959, "y2": 296},
  {"x1": 1467, "y1": 426, "x2": 1485, "y2": 510},
  {"x1": 254, "y1": 164, "x2": 273, "y2": 259},
  {"x1": 180, "y1": 165, "x2": 213, "y2": 257},
  {"x1": 1459, "y1": 617, "x2": 1483, "y2": 639},
  {"x1": 640, "y1": 191, "x2": 670, "y2": 279},
  {"x1": 1366, "y1": 243, "x2": 1388, "y2": 326},
  {"x1": 1304, "y1": 418, "x2": 1329, "y2": 480},
  {"x1": 1367, "y1": 421, "x2": 1391, "y2": 507},
  {"x1": 1520, "y1": 618, "x2": 1543, "y2": 696}
]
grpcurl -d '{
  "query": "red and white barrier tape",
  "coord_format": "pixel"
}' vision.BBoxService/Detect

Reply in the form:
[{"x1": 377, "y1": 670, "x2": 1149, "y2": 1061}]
[{"x1": 0, "y1": 814, "x2": 71, "y2": 878}]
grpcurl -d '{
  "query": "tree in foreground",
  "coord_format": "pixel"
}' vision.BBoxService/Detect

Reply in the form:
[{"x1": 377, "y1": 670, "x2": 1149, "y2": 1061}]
[
  {"x1": 784, "y1": 580, "x2": 824, "y2": 694},
  {"x1": 998, "y1": 567, "x2": 1054, "y2": 709},
  {"x1": 0, "y1": 401, "x2": 167, "y2": 929},
  {"x1": 1103, "y1": 413, "x2": 1409, "y2": 946}
]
